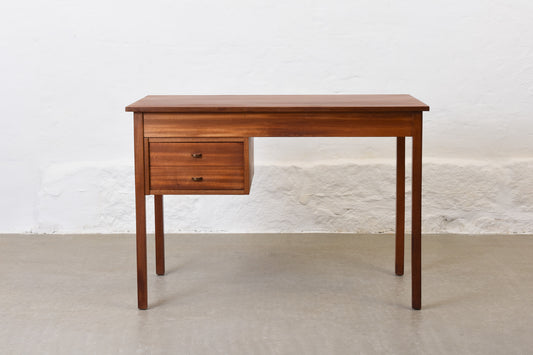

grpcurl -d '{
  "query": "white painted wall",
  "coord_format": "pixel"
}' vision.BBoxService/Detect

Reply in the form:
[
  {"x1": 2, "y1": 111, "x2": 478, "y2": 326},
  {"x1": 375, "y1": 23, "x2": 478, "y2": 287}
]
[{"x1": 1, "y1": 0, "x2": 532, "y2": 234}]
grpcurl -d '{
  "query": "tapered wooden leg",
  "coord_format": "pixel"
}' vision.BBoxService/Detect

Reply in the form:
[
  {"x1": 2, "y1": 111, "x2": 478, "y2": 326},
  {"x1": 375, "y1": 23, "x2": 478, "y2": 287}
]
[
  {"x1": 135, "y1": 195, "x2": 147, "y2": 310},
  {"x1": 134, "y1": 113, "x2": 148, "y2": 310},
  {"x1": 395, "y1": 137, "x2": 405, "y2": 276},
  {"x1": 412, "y1": 114, "x2": 423, "y2": 310},
  {"x1": 155, "y1": 195, "x2": 165, "y2": 276}
]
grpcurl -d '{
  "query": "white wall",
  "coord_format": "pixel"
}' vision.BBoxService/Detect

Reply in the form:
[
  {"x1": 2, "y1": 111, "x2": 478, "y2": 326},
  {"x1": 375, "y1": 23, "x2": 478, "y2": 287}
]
[{"x1": 1, "y1": 0, "x2": 532, "y2": 234}]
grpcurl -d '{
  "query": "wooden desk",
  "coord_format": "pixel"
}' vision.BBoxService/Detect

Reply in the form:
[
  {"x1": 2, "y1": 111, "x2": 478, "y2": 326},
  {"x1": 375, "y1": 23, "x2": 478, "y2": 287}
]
[{"x1": 126, "y1": 95, "x2": 430, "y2": 310}]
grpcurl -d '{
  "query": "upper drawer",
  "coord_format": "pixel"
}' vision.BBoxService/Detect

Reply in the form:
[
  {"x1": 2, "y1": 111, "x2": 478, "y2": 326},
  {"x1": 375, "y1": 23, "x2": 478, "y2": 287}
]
[{"x1": 149, "y1": 142, "x2": 244, "y2": 167}]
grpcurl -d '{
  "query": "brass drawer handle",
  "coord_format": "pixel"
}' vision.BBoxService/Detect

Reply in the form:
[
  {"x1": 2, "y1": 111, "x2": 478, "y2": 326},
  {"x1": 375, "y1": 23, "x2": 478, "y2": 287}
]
[
  {"x1": 191, "y1": 153, "x2": 203, "y2": 159},
  {"x1": 191, "y1": 177, "x2": 203, "y2": 182}
]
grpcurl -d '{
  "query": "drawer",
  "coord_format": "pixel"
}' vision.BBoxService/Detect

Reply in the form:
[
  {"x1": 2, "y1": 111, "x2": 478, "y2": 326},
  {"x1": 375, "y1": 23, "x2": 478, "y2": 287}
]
[
  {"x1": 145, "y1": 138, "x2": 254, "y2": 194},
  {"x1": 149, "y1": 142, "x2": 243, "y2": 167},
  {"x1": 150, "y1": 166, "x2": 244, "y2": 190}
]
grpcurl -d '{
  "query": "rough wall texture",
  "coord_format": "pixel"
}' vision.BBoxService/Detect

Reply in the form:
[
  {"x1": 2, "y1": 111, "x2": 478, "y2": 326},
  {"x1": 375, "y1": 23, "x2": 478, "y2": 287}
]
[
  {"x1": 1, "y1": 1, "x2": 532, "y2": 233},
  {"x1": 34, "y1": 158, "x2": 533, "y2": 234}
]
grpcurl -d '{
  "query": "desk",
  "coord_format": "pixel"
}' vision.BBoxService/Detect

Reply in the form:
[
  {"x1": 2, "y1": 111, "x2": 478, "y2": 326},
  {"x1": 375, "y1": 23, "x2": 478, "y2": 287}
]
[{"x1": 126, "y1": 95, "x2": 429, "y2": 310}]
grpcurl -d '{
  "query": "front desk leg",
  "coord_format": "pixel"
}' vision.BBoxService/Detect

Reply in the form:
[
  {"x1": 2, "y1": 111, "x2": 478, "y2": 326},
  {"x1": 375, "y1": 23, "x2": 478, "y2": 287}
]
[
  {"x1": 154, "y1": 195, "x2": 165, "y2": 275},
  {"x1": 135, "y1": 194, "x2": 147, "y2": 309},
  {"x1": 395, "y1": 137, "x2": 405, "y2": 276},
  {"x1": 134, "y1": 113, "x2": 148, "y2": 310},
  {"x1": 412, "y1": 114, "x2": 423, "y2": 310}
]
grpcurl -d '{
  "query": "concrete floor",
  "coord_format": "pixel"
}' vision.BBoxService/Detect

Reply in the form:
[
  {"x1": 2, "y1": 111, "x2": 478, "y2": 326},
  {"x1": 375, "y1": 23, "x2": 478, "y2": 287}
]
[{"x1": 1, "y1": 234, "x2": 532, "y2": 354}]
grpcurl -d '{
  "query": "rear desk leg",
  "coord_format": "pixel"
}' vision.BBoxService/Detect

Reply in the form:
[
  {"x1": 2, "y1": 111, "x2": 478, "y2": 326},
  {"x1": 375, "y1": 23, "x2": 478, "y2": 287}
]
[
  {"x1": 396, "y1": 137, "x2": 405, "y2": 276},
  {"x1": 155, "y1": 195, "x2": 165, "y2": 275}
]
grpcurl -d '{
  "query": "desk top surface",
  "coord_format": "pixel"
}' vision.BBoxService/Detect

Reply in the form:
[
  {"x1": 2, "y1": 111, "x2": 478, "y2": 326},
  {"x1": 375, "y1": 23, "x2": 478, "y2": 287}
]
[{"x1": 126, "y1": 95, "x2": 429, "y2": 113}]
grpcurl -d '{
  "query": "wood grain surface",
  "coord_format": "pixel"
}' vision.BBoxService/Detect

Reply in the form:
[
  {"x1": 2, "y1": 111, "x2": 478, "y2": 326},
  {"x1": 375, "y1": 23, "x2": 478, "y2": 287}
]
[
  {"x1": 143, "y1": 112, "x2": 415, "y2": 138},
  {"x1": 126, "y1": 95, "x2": 429, "y2": 113},
  {"x1": 149, "y1": 142, "x2": 244, "y2": 167},
  {"x1": 149, "y1": 166, "x2": 244, "y2": 190},
  {"x1": 145, "y1": 138, "x2": 253, "y2": 194}
]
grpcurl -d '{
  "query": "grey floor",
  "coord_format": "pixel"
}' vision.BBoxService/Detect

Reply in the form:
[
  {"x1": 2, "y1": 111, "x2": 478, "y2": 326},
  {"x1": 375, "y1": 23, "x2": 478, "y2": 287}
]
[{"x1": 1, "y1": 234, "x2": 532, "y2": 355}]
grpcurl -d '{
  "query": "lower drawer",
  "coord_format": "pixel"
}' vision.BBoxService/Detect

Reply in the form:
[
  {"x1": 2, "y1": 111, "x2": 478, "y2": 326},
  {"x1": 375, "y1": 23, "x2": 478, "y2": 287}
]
[{"x1": 149, "y1": 166, "x2": 244, "y2": 191}]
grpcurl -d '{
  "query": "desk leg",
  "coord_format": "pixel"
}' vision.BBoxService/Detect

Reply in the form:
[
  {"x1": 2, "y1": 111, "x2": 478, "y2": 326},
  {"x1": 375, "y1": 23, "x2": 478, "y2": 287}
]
[
  {"x1": 395, "y1": 137, "x2": 405, "y2": 276},
  {"x1": 155, "y1": 195, "x2": 165, "y2": 275},
  {"x1": 134, "y1": 113, "x2": 148, "y2": 310},
  {"x1": 412, "y1": 114, "x2": 423, "y2": 310}
]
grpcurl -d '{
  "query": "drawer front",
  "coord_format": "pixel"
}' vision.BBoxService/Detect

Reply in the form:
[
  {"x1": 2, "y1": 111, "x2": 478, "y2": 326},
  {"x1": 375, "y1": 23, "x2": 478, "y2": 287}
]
[
  {"x1": 146, "y1": 138, "x2": 253, "y2": 194},
  {"x1": 147, "y1": 140, "x2": 248, "y2": 192},
  {"x1": 150, "y1": 166, "x2": 244, "y2": 190},
  {"x1": 149, "y1": 142, "x2": 244, "y2": 167}
]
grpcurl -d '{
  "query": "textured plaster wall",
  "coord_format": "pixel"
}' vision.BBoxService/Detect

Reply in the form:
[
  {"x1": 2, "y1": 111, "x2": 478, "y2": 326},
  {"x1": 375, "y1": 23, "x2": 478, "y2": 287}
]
[
  {"x1": 1, "y1": 1, "x2": 532, "y2": 234},
  {"x1": 35, "y1": 159, "x2": 533, "y2": 234}
]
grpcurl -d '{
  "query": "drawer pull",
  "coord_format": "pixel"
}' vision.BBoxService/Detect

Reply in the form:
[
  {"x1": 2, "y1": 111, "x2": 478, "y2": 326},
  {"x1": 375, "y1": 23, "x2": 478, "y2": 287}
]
[
  {"x1": 191, "y1": 153, "x2": 203, "y2": 159},
  {"x1": 191, "y1": 177, "x2": 203, "y2": 182}
]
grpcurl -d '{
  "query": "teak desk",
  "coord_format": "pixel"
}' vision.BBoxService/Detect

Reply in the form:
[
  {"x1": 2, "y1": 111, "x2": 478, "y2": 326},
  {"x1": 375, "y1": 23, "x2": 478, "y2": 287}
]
[{"x1": 126, "y1": 95, "x2": 429, "y2": 310}]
